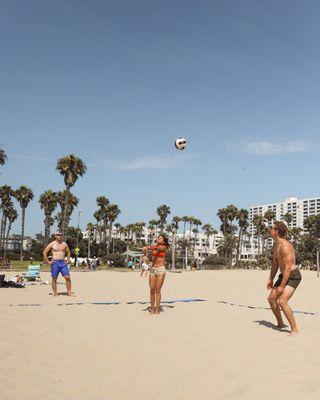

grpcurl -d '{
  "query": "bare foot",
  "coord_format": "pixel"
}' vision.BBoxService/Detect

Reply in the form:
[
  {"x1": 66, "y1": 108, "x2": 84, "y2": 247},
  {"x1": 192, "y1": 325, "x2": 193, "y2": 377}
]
[
  {"x1": 154, "y1": 308, "x2": 160, "y2": 314},
  {"x1": 287, "y1": 330, "x2": 299, "y2": 337},
  {"x1": 67, "y1": 293, "x2": 76, "y2": 297},
  {"x1": 53, "y1": 292, "x2": 58, "y2": 297},
  {"x1": 277, "y1": 323, "x2": 287, "y2": 329}
]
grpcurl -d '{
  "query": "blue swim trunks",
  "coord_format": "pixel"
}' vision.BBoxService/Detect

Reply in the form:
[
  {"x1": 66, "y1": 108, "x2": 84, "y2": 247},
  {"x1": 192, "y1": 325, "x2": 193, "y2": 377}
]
[{"x1": 51, "y1": 260, "x2": 70, "y2": 278}]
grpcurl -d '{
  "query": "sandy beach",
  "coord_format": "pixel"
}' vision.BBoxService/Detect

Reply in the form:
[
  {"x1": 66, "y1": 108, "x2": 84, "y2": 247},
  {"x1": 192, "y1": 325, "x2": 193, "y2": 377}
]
[{"x1": 1, "y1": 269, "x2": 320, "y2": 400}]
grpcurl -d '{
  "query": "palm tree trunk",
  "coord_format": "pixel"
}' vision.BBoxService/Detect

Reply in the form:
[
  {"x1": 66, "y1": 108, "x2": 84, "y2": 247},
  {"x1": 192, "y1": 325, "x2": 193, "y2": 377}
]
[
  {"x1": 4, "y1": 221, "x2": 12, "y2": 258},
  {"x1": 236, "y1": 230, "x2": 243, "y2": 264},
  {"x1": 45, "y1": 214, "x2": 51, "y2": 239},
  {"x1": 107, "y1": 222, "x2": 113, "y2": 257},
  {"x1": 20, "y1": 207, "x2": 25, "y2": 262},
  {"x1": 0, "y1": 212, "x2": 6, "y2": 252}
]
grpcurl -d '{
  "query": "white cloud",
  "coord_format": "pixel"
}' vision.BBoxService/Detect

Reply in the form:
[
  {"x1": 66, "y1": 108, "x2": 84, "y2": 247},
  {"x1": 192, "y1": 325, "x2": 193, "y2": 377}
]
[
  {"x1": 92, "y1": 153, "x2": 196, "y2": 171},
  {"x1": 11, "y1": 154, "x2": 55, "y2": 163},
  {"x1": 229, "y1": 139, "x2": 313, "y2": 156}
]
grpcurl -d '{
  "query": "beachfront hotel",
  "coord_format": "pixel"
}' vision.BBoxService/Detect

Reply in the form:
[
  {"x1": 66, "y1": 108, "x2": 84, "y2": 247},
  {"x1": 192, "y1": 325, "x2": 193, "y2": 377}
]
[{"x1": 249, "y1": 196, "x2": 320, "y2": 233}]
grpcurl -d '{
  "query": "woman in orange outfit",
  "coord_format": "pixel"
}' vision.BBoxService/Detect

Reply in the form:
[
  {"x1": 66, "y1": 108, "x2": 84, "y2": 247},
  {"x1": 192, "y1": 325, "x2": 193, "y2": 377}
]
[{"x1": 143, "y1": 235, "x2": 169, "y2": 314}]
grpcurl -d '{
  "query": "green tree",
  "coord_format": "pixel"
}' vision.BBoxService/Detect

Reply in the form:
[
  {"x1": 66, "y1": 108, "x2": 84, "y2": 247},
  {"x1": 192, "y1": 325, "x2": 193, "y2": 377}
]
[
  {"x1": 0, "y1": 147, "x2": 7, "y2": 168},
  {"x1": 39, "y1": 190, "x2": 59, "y2": 240},
  {"x1": 156, "y1": 204, "x2": 171, "y2": 232},
  {"x1": 202, "y1": 223, "x2": 217, "y2": 259},
  {"x1": 105, "y1": 203, "x2": 121, "y2": 256},
  {"x1": 4, "y1": 206, "x2": 18, "y2": 258},
  {"x1": 14, "y1": 185, "x2": 34, "y2": 261},
  {"x1": 56, "y1": 154, "x2": 87, "y2": 237},
  {"x1": 56, "y1": 190, "x2": 79, "y2": 233},
  {"x1": 181, "y1": 216, "x2": 190, "y2": 238},
  {"x1": 96, "y1": 196, "x2": 110, "y2": 244},
  {"x1": 0, "y1": 185, "x2": 14, "y2": 252},
  {"x1": 236, "y1": 209, "x2": 249, "y2": 263}
]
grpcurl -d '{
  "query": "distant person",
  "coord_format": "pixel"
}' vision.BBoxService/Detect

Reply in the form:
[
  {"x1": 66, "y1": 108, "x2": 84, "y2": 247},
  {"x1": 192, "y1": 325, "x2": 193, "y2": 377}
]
[
  {"x1": 141, "y1": 255, "x2": 151, "y2": 277},
  {"x1": 127, "y1": 260, "x2": 133, "y2": 269},
  {"x1": 91, "y1": 257, "x2": 97, "y2": 271},
  {"x1": 43, "y1": 232, "x2": 73, "y2": 297},
  {"x1": 143, "y1": 234, "x2": 169, "y2": 315},
  {"x1": 267, "y1": 222, "x2": 302, "y2": 336}
]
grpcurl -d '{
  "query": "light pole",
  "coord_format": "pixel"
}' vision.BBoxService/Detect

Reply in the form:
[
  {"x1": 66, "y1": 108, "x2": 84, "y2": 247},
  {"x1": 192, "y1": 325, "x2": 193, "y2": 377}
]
[{"x1": 75, "y1": 210, "x2": 82, "y2": 267}]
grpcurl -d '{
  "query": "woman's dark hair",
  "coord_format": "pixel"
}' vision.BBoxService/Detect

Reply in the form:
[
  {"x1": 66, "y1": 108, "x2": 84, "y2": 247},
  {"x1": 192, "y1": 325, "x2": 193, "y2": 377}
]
[{"x1": 158, "y1": 234, "x2": 170, "y2": 248}]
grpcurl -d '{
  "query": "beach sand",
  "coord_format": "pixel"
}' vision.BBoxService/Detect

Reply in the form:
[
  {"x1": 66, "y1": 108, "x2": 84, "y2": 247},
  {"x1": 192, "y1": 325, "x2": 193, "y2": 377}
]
[{"x1": 1, "y1": 269, "x2": 319, "y2": 400}]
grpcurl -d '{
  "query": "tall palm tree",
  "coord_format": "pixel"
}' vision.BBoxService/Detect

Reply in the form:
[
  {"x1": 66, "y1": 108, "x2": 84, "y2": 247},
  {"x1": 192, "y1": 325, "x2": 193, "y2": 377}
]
[
  {"x1": 217, "y1": 208, "x2": 228, "y2": 235},
  {"x1": 0, "y1": 185, "x2": 14, "y2": 251},
  {"x1": 156, "y1": 204, "x2": 171, "y2": 232},
  {"x1": 191, "y1": 218, "x2": 202, "y2": 255},
  {"x1": 105, "y1": 204, "x2": 121, "y2": 256},
  {"x1": 252, "y1": 214, "x2": 265, "y2": 259},
  {"x1": 4, "y1": 206, "x2": 18, "y2": 258},
  {"x1": 14, "y1": 185, "x2": 34, "y2": 261},
  {"x1": 181, "y1": 216, "x2": 190, "y2": 238},
  {"x1": 188, "y1": 216, "x2": 196, "y2": 239},
  {"x1": 0, "y1": 147, "x2": 7, "y2": 168},
  {"x1": 56, "y1": 154, "x2": 87, "y2": 237},
  {"x1": 149, "y1": 219, "x2": 159, "y2": 242},
  {"x1": 39, "y1": 190, "x2": 59, "y2": 240},
  {"x1": 283, "y1": 212, "x2": 293, "y2": 226},
  {"x1": 96, "y1": 196, "x2": 110, "y2": 244},
  {"x1": 217, "y1": 234, "x2": 238, "y2": 264},
  {"x1": 56, "y1": 190, "x2": 79, "y2": 233},
  {"x1": 202, "y1": 223, "x2": 217, "y2": 258},
  {"x1": 236, "y1": 209, "x2": 249, "y2": 263},
  {"x1": 114, "y1": 223, "x2": 122, "y2": 239},
  {"x1": 86, "y1": 222, "x2": 95, "y2": 257}
]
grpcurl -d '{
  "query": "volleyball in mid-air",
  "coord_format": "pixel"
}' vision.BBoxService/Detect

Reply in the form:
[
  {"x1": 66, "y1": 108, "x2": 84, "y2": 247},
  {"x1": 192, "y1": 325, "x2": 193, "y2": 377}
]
[{"x1": 175, "y1": 137, "x2": 187, "y2": 150}]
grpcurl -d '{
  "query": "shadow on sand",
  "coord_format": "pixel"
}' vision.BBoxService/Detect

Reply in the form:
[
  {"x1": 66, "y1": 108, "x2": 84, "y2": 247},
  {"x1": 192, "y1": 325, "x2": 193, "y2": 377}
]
[
  {"x1": 142, "y1": 305, "x2": 175, "y2": 313},
  {"x1": 254, "y1": 320, "x2": 290, "y2": 333}
]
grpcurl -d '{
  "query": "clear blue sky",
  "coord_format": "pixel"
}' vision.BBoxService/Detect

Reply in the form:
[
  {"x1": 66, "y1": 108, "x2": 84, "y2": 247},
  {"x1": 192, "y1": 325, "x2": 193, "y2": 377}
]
[{"x1": 1, "y1": 0, "x2": 320, "y2": 236}]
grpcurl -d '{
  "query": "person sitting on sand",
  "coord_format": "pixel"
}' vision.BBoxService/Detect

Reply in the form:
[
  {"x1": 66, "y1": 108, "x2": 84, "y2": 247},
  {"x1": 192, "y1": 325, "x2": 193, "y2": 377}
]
[
  {"x1": 267, "y1": 221, "x2": 302, "y2": 336},
  {"x1": 143, "y1": 234, "x2": 169, "y2": 315},
  {"x1": 43, "y1": 232, "x2": 73, "y2": 297}
]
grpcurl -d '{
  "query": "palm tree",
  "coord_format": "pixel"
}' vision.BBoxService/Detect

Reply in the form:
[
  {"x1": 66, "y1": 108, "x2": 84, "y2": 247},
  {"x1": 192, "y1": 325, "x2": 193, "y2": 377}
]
[
  {"x1": 96, "y1": 196, "x2": 110, "y2": 244},
  {"x1": 0, "y1": 185, "x2": 14, "y2": 251},
  {"x1": 86, "y1": 222, "x2": 95, "y2": 258},
  {"x1": 236, "y1": 209, "x2": 249, "y2": 263},
  {"x1": 56, "y1": 190, "x2": 79, "y2": 233},
  {"x1": 191, "y1": 218, "x2": 202, "y2": 256},
  {"x1": 39, "y1": 190, "x2": 59, "y2": 240},
  {"x1": 14, "y1": 185, "x2": 34, "y2": 261},
  {"x1": 4, "y1": 206, "x2": 18, "y2": 258},
  {"x1": 156, "y1": 204, "x2": 171, "y2": 232},
  {"x1": 0, "y1": 147, "x2": 7, "y2": 167},
  {"x1": 105, "y1": 204, "x2": 121, "y2": 256},
  {"x1": 181, "y1": 216, "x2": 190, "y2": 238},
  {"x1": 217, "y1": 208, "x2": 228, "y2": 235},
  {"x1": 56, "y1": 154, "x2": 87, "y2": 237},
  {"x1": 252, "y1": 214, "x2": 265, "y2": 259},
  {"x1": 217, "y1": 234, "x2": 238, "y2": 264},
  {"x1": 114, "y1": 223, "x2": 122, "y2": 239},
  {"x1": 283, "y1": 212, "x2": 293, "y2": 226},
  {"x1": 149, "y1": 219, "x2": 159, "y2": 242},
  {"x1": 202, "y1": 224, "x2": 217, "y2": 259}
]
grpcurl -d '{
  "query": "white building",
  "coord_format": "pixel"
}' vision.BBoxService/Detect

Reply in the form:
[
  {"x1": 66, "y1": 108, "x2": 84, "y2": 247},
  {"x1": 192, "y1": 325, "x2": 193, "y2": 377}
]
[{"x1": 249, "y1": 196, "x2": 320, "y2": 233}]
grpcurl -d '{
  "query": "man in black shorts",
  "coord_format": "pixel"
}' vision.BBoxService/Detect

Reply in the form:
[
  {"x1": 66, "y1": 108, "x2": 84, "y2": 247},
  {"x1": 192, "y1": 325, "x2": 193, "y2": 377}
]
[{"x1": 267, "y1": 221, "x2": 302, "y2": 336}]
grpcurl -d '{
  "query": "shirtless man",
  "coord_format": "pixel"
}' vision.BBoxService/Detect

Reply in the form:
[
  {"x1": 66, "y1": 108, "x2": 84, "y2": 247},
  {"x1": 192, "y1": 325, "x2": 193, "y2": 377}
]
[
  {"x1": 267, "y1": 221, "x2": 302, "y2": 336},
  {"x1": 43, "y1": 232, "x2": 72, "y2": 296}
]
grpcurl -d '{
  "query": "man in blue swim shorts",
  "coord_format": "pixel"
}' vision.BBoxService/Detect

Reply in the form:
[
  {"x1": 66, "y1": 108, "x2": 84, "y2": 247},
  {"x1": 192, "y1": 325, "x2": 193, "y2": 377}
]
[{"x1": 43, "y1": 232, "x2": 73, "y2": 296}]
